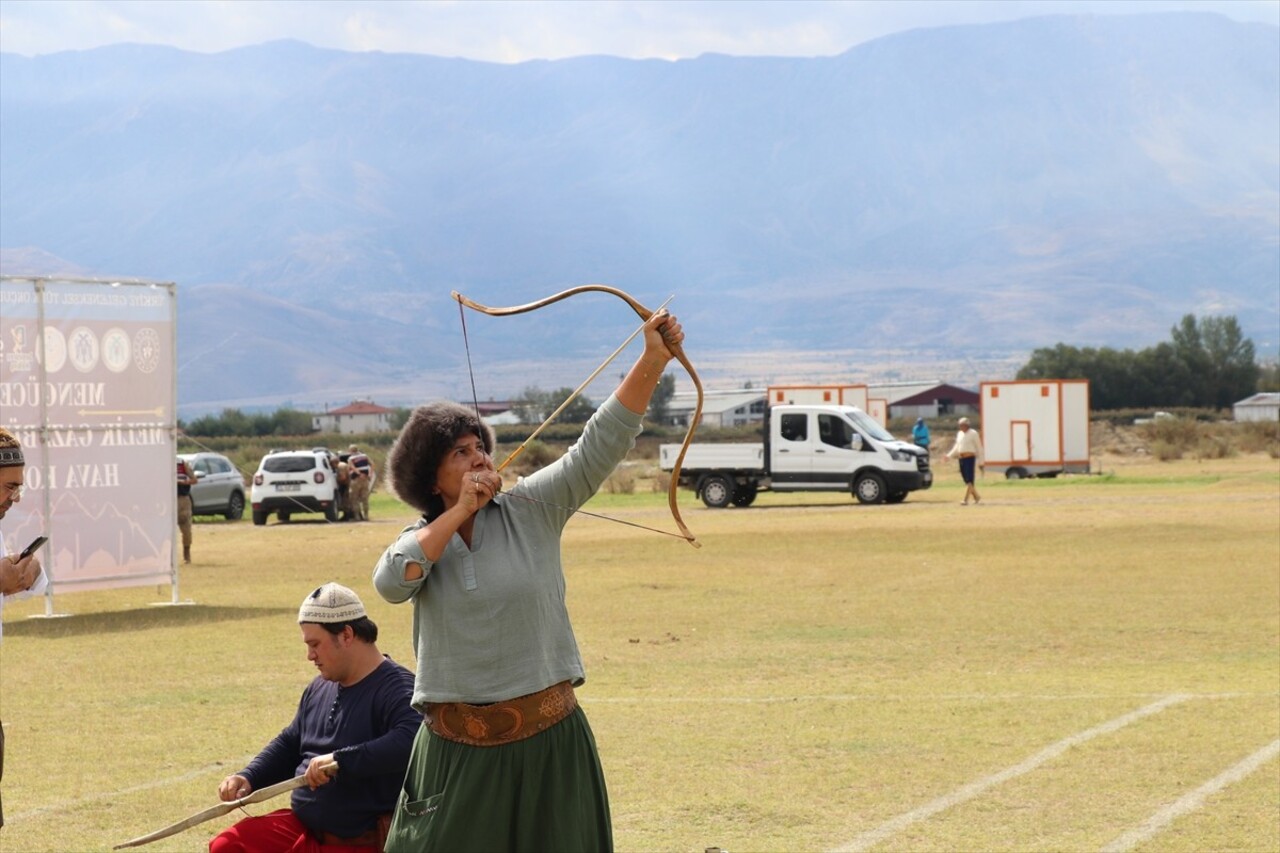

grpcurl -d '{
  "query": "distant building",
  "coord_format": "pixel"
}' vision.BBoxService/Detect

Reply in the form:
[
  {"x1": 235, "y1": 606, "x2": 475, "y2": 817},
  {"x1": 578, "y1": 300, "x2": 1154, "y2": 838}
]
[
  {"x1": 664, "y1": 383, "x2": 982, "y2": 428},
  {"x1": 475, "y1": 400, "x2": 513, "y2": 418},
  {"x1": 1232, "y1": 392, "x2": 1280, "y2": 422},
  {"x1": 667, "y1": 390, "x2": 767, "y2": 428},
  {"x1": 871, "y1": 381, "x2": 980, "y2": 421},
  {"x1": 313, "y1": 400, "x2": 396, "y2": 434}
]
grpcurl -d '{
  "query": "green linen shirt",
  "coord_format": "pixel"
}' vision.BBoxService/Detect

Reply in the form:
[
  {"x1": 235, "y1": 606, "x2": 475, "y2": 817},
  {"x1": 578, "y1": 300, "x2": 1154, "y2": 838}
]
[{"x1": 372, "y1": 394, "x2": 642, "y2": 709}]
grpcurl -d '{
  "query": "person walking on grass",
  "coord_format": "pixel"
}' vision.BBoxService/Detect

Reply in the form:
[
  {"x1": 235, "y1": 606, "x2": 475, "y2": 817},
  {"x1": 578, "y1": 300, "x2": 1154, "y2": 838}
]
[
  {"x1": 945, "y1": 416, "x2": 983, "y2": 505},
  {"x1": 372, "y1": 309, "x2": 686, "y2": 852},
  {"x1": 209, "y1": 583, "x2": 418, "y2": 853}
]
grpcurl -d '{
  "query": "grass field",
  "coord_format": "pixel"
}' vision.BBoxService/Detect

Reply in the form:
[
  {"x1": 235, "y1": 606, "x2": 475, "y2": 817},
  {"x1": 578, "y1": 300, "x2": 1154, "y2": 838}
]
[{"x1": 2, "y1": 452, "x2": 1277, "y2": 852}]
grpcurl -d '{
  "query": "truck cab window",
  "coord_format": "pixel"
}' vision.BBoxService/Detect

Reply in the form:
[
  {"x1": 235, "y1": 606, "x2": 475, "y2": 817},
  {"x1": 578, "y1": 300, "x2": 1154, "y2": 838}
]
[
  {"x1": 818, "y1": 414, "x2": 853, "y2": 449},
  {"x1": 779, "y1": 413, "x2": 808, "y2": 442}
]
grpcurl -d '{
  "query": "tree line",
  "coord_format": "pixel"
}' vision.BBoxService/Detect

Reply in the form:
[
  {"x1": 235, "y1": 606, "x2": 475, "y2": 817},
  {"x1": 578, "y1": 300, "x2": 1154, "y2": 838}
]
[
  {"x1": 1017, "y1": 314, "x2": 1272, "y2": 411},
  {"x1": 182, "y1": 316, "x2": 1268, "y2": 435},
  {"x1": 509, "y1": 374, "x2": 676, "y2": 424}
]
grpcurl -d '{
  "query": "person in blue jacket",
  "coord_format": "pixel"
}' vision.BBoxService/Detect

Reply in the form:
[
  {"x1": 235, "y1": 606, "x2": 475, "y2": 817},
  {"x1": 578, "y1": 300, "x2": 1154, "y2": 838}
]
[{"x1": 912, "y1": 417, "x2": 931, "y2": 449}]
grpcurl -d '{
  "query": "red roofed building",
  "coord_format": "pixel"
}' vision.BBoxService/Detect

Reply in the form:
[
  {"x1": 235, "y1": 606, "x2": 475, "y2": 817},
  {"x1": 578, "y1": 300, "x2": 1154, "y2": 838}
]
[
  {"x1": 870, "y1": 381, "x2": 980, "y2": 421},
  {"x1": 312, "y1": 400, "x2": 396, "y2": 435}
]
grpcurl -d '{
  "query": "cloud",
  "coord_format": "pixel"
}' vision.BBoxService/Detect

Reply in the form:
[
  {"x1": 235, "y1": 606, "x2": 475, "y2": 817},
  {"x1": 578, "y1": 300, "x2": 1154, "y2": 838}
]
[{"x1": 0, "y1": 0, "x2": 1276, "y2": 60}]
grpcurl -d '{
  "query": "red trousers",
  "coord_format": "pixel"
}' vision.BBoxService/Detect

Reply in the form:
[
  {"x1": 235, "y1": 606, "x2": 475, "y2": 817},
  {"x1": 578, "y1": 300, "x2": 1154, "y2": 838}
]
[{"x1": 209, "y1": 808, "x2": 376, "y2": 853}]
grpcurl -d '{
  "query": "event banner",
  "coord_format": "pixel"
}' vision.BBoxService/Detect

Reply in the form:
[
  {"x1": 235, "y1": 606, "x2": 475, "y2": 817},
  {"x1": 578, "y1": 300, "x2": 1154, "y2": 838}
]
[{"x1": 0, "y1": 276, "x2": 177, "y2": 599}]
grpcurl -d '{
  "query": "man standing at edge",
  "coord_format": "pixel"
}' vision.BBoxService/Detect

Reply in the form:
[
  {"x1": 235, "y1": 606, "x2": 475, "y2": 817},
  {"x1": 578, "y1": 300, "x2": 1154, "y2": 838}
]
[
  {"x1": 209, "y1": 583, "x2": 418, "y2": 852},
  {"x1": 945, "y1": 416, "x2": 984, "y2": 505},
  {"x1": 0, "y1": 426, "x2": 49, "y2": 829},
  {"x1": 177, "y1": 456, "x2": 196, "y2": 563}
]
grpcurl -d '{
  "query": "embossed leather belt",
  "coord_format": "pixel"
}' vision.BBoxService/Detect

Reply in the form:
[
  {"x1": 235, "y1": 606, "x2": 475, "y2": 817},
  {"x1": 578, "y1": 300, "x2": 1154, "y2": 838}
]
[{"x1": 425, "y1": 681, "x2": 577, "y2": 747}]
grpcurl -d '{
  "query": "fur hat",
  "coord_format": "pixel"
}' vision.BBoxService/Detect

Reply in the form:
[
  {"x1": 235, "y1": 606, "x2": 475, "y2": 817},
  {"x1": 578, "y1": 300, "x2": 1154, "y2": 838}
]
[{"x1": 387, "y1": 401, "x2": 495, "y2": 518}]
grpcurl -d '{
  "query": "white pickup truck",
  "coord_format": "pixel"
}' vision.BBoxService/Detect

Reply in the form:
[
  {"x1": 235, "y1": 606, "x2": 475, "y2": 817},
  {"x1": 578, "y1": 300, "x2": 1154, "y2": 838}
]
[{"x1": 659, "y1": 404, "x2": 932, "y2": 507}]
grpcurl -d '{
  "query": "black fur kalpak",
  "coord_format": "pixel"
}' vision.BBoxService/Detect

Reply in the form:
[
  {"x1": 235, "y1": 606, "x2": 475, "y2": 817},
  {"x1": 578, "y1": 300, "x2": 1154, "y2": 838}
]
[{"x1": 387, "y1": 401, "x2": 495, "y2": 520}]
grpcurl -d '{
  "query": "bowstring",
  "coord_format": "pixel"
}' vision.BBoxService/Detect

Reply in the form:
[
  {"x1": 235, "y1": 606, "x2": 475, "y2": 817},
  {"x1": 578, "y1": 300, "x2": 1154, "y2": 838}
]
[
  {"x1": 458, "y1": 298, "x2": 482, "y2": 421},
  {"x1": 456, "y1": 294, "x2": 687, "y2": 540},
  {"x1": 498, "y1": 490, "x2": 690, "y2": 541}
]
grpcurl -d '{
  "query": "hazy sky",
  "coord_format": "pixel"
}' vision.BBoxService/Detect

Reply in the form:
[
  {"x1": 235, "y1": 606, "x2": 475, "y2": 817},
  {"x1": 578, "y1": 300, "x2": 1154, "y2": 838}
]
[{"x1": 1, "y1": 0, "x2": 1277, "y2": 61}]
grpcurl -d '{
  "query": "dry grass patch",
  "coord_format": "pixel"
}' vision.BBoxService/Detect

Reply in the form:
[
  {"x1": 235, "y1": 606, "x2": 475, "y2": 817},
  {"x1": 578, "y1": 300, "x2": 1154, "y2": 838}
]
[{"x1": 1, "y1": 458, "x2": 1276, "y2": 852}]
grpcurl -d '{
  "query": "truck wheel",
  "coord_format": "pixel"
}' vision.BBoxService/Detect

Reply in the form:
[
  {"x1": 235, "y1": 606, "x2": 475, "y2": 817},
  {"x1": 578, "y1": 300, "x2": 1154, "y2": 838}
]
[
  {"x1": 325, "y1": 500, "x2": 340, "y2": 522},
  {"x1": 731, "y1": 482, "x2": 758, "y2": 507},
  {"x1": 700, "y1": 474, "x2": 735, "y2": 509},
  {"x1": 885, "y1": 491, "x2": 907, "y2": 504},
  {"x1": 1006, "y1": 467, "x2": 1028, "y2": 480},
  {"x1": 853, "y1": 472, "x2": 887, "y2": 504},
  {"x1": 277, "y1": 511, "x2": 291, "y2": 523},
  {"x1": 225, "y1": 491, "x2": 245, "y2": 520},
  {"x1": 252, "y1": 509, "x2": 268, "y2": 526}
]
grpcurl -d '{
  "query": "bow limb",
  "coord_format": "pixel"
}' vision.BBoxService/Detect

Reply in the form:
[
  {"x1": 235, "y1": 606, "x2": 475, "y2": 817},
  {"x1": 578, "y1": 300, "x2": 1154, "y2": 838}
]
[
  {"x1": 452, "y1": 286, "x2": 702, "y2": 548},
  {"x1": 663, "y1": 343, "x2": 703, "y2": 549},
  {"x1": 453, "y1": 284, "x2": 654, "y2": 321},
  {"x1": 113, "y1": 800, "x2": 238, "y2": 849},
  {"x1": 113, "y1": 760, "x2": 338, "y2": 849}
]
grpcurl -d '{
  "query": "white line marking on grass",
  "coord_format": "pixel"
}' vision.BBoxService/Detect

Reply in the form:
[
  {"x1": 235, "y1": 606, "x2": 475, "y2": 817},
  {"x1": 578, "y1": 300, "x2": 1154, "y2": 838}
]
[
  {"x1": 586, "y1": 691, "x2": 1272, "y2": 705},
  {"x1": 1100, "y1": 738, "x2": 1280, "y2": 853},
  {"x1": 830, "y1": 693, "x2": 1192, "y2": 853},
  {"x1": 9, "y1": 760, "x2": 243, "y2": 822}
]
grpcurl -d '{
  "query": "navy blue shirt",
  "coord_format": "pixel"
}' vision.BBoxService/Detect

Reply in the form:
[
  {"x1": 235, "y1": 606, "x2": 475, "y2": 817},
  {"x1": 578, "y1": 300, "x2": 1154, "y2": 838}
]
[{"x1": 241, "y1": 656, "x2": 418, "y2": 838}]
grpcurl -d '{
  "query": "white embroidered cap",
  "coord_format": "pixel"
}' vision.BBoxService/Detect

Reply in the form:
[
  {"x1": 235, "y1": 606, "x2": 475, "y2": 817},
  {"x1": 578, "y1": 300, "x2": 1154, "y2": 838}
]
[{"x1": 298, "y1": 582, "x2": 367, "y2": 624}]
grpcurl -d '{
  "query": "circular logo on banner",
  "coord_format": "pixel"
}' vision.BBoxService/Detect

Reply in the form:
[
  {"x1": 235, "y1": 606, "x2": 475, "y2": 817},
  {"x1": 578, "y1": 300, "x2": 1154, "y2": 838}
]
[
  {"x1": 134, "y1": 328, "x2": 161, "y2": 374},
  {"x1": 68, "y1": 326, "x2": 100, "y2": 373},
  {"x1": 102, "y1": 327, "x2": 132, "y2": 373},
  {"x1": 34, "y1": 326, "x2": 67, "y2": 374}
]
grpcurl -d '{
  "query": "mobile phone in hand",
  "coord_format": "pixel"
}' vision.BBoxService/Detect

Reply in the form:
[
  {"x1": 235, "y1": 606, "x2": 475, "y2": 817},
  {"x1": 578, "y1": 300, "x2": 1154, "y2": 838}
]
[{"x1": 19, "y1": 535, "x2": 48, "y2": 560}]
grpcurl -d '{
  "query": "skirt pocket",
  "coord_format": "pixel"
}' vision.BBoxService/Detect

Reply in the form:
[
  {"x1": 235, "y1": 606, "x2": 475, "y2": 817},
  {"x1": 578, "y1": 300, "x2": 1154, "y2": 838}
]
[{"x1": 383, "y1": 790, "x2": 443, "y2": 852}]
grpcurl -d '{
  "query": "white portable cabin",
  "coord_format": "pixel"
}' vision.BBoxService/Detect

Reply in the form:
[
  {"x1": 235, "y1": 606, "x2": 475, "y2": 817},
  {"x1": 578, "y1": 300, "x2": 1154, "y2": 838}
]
[
  {"x1": 767, "y1": 384, "x2": 869, "y2": 410},
  {"x1": 979, "y1": 379, "x2": 1091, "y2": 478},
  {"x1": 867, "y1": 398, "x2": 888, "y2": 428}
]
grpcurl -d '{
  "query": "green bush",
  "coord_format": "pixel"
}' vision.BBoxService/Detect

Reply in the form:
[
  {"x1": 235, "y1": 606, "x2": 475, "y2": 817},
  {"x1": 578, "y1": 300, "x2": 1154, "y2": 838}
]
[
  {"x1": 604, "y1": 468, "x2": 637, "y2": 494},
  {"x1": 1236, "y1": 420, "x2": 1280, "y2": 455},
  {"x1": 1195, "y1": 435, "x2": 1235, "y2": 460},
  {"x1": 1140, "y1": 417, "x2": 1203, "y2": 448},
  {"x1": 501, "y1": 439, "x2": 560, "y2": 476}
]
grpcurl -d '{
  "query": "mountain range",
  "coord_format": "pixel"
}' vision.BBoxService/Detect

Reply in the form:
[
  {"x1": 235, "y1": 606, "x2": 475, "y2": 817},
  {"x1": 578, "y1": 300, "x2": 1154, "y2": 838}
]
[{"x1": 1, "y1": 11, "x2": 1276, "y2": 414}]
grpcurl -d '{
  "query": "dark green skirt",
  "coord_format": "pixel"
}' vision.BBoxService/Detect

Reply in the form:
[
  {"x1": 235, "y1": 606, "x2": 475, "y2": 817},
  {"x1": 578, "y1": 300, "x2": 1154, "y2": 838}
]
[{"x1": 385, "y1": 706, "x2": 613, "y2": 853}]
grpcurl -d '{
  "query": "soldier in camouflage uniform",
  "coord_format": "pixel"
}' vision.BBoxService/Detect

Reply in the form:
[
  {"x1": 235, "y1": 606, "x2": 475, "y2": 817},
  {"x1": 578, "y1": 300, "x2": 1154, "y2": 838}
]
[
  {"x1": 347, "y1": 444, "x2": 373, "y2": 521},
  {"x1": 177, "y1": 457, "x2": 196, "y2": 563}
]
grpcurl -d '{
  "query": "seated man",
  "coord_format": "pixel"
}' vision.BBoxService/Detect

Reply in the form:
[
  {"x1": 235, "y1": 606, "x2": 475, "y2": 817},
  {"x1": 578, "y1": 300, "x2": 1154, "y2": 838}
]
[{"x1": 210, "y1": 583, "x2": 418, "y2": 852}]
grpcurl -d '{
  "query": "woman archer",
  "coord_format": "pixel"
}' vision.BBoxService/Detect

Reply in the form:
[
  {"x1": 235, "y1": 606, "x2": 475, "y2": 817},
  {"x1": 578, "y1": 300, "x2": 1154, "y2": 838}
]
[{"x1": 371, "y1": 309, "x2": 685, "y2": 852}]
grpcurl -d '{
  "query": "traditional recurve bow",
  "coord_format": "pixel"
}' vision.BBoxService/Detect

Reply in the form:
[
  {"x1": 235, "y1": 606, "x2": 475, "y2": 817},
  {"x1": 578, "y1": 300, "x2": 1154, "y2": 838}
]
[
  {"x1": 113, "y1": 760, "x2": 338, "y2": 849},
  {"x1": 452, "y1": 284, "x2": 703, "y2": 548}
]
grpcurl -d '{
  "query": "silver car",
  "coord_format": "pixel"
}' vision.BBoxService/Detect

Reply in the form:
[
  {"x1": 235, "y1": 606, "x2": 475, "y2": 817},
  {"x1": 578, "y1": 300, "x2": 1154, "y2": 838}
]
[{"x1": 179, "y1": 452, "x2": 247, "y2": 520}]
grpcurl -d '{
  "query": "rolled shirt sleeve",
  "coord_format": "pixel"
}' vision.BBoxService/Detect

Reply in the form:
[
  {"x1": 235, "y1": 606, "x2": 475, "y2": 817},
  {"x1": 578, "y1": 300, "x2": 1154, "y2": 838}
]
[{"x1": 372, "y1": 524, "x2": 432, "y2": 603}]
